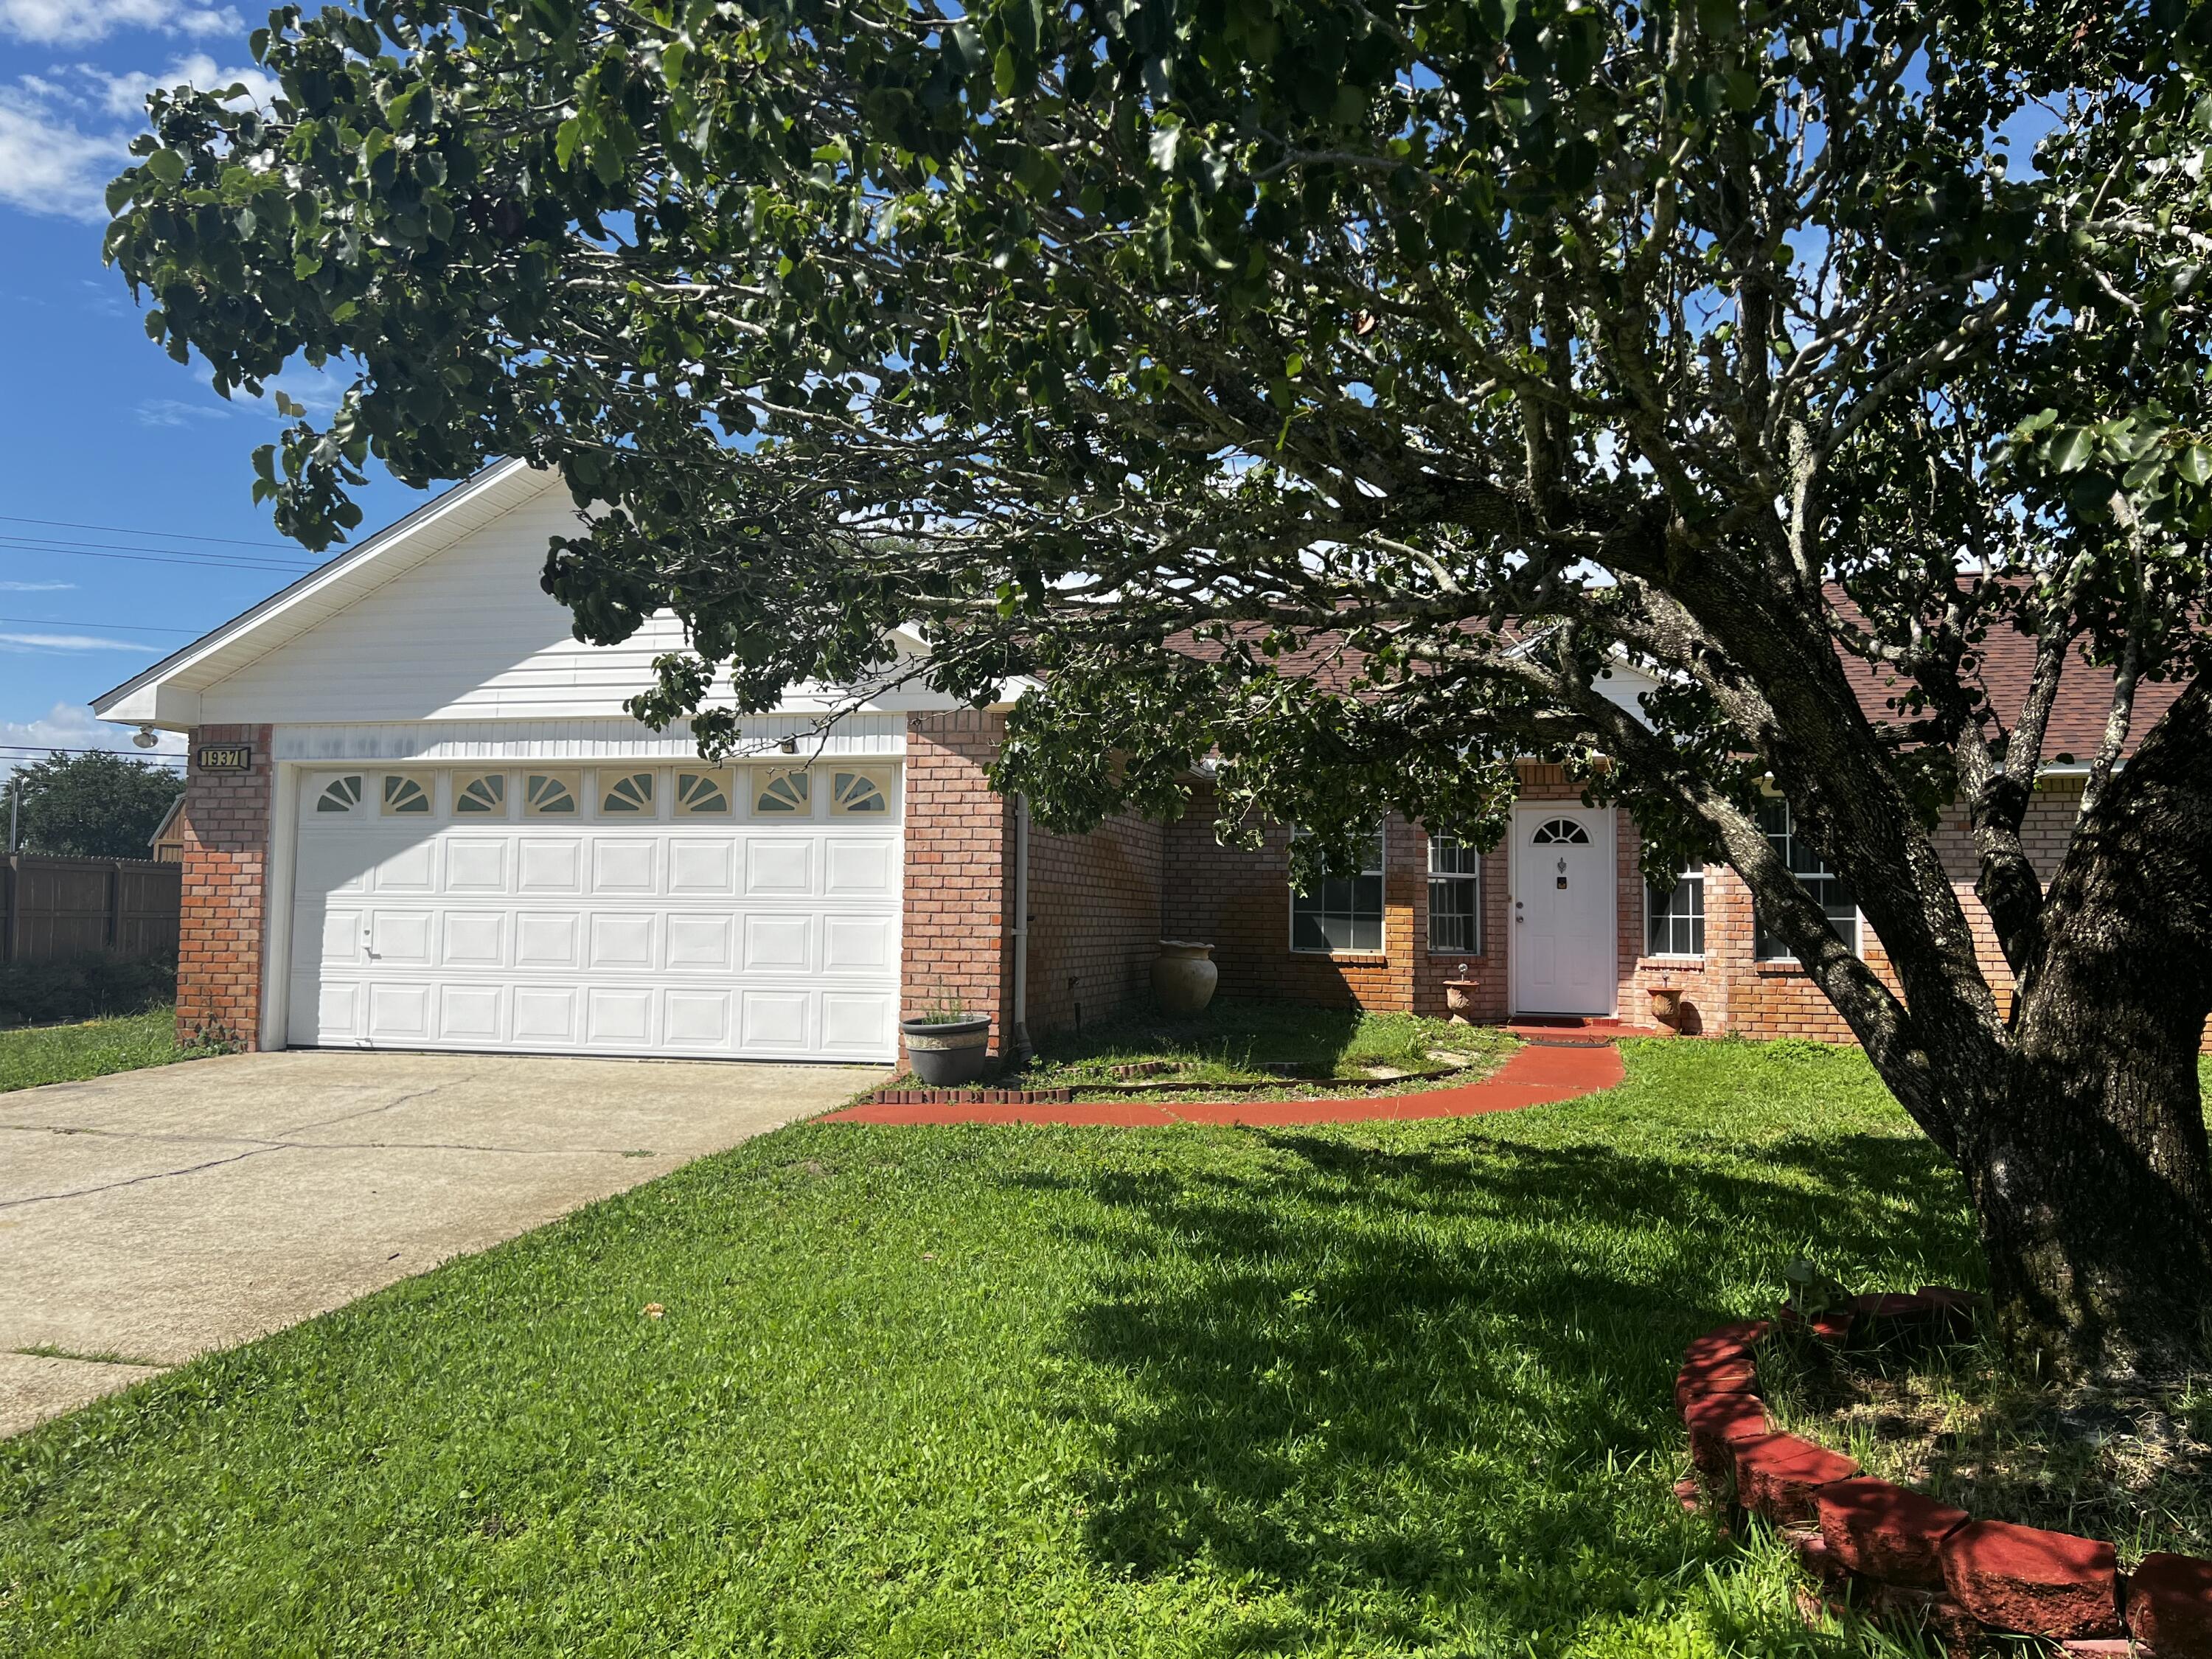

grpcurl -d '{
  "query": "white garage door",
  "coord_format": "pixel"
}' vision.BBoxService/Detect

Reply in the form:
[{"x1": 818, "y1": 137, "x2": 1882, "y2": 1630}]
[{"x1": 286, "y1": 761, "x2": 902, "y2": 1062}]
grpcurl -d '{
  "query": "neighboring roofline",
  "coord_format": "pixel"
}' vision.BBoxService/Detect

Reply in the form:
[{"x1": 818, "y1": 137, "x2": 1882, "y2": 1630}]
[
  {"x1": 148, "y1": 790, "x2": 185, "y2": 849},
  {"x1": 92, "y1": 458, "x2": 548, "y2": 723}
]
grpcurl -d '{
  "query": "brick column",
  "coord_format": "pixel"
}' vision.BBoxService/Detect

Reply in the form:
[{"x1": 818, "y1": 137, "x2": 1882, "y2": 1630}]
[
  {"x1": 901, "y1": 711, "x2": 1017, "y2": 1057},
  {"x1": 175, "y1": 724, "x2": 274, "y2": 1050}
]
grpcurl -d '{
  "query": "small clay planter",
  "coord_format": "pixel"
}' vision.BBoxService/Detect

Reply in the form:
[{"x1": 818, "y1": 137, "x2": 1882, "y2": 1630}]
[
  {"x1": 1442, "y1": 978, "x2": 1481, "y2": 1024},
  {"x1": 1152, "y1": 940, "x2": 1219, "y2": 1016},
  {"x1": 901, "y1": 1015, "x2": 992, "y2": 1087},
  {"x1": 1650, "y1": 985, "x2": 1686, "y2": 1031}
]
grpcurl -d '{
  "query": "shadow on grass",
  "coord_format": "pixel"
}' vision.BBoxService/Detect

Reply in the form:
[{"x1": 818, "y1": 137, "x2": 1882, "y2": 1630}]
[{"x1": 1028, "y1": 1121, "x2": 1972, "y2": 1650}]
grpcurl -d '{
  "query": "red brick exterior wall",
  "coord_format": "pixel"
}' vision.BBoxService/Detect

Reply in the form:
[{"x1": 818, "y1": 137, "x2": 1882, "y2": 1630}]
[
  {"x1": 1164, "y1": 783, "x2": 1422, "y2": 1012},
  {"x1": 1025, "y1": 809, "x2": 1165, "y2": 1035},
  {"x1": 900, "y1": 711, "x2": 1017, "y2": 1055},
  {"x1": 175, "y1": 723, "x2": 273, "y2": 1050},
  {"x1": 1714, "y1": 779, "x2": 2082, "y2": 1041},
  {"x1": 1121, "y1": 767, "x2": 2107, "y2": 1046}
]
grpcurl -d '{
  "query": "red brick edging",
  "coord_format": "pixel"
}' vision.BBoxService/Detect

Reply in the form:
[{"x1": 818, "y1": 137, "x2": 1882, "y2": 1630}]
[
  {"x1": 1677, "y1": 1295, "x2": 2212, "y2": 1655},
  {"x1": 821, "y1": 1040, "x2": 1625, "y2": 1127}
]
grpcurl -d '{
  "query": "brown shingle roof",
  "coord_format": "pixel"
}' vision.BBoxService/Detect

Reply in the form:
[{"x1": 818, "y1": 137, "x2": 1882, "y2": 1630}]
[{"x1": 1170, "y1": 602, "x2": 2184, "y2": 765}]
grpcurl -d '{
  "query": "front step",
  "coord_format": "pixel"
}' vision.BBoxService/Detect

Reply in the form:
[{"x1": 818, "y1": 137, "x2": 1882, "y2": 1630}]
[{"x1": 1505, "y1": 1018, "x2": 1631, "y2": 1046}]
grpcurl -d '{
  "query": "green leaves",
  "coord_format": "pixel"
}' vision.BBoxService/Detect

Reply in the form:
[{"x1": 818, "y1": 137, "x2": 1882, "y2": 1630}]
[{"x1": 94, "y1": 0, "x2": 2212, "y2": 849}]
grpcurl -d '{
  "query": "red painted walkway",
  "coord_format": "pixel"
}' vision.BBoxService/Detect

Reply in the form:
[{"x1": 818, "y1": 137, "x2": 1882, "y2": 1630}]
[{"x1": 820, "y1": 1040, "x2": 1626, "y2": 1128}]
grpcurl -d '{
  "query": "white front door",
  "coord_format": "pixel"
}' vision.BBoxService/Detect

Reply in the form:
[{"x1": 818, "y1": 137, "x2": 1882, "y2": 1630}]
[{"x1": 1509, "y1": 806, "x2": 1615, "y2": 1017}]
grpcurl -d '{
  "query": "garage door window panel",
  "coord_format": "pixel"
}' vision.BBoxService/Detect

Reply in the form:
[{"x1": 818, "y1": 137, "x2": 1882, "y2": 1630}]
[
  {"x1": 599, "y1": 771, "x2": 656, "y2": 815},
  {"x1": 381, "y1": 775, "x2": 433, "y2": 816},
  {"x1": 753, "y1": 768, "x2": 811, "y2": 815},
  {"x1": 314, "y1": 774, "x2": 364, "y2": 815},
  {"x1": 675, "y1": 770, "x2": 732, "y2": 815},
  {"x1": 831, "y1": 768, "x2": 892, "y2": 816},
  {"x1": 454, "y1": 772, "x2": 507, "y2": 815},
  {"x1": 525, "y1": 771, "x2": 580, "y2": 816}
]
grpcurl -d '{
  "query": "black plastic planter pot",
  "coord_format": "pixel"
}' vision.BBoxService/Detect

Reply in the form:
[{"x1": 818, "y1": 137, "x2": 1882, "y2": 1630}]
[{"x1": 900, "y1": 1015, "x2": 992, "y2": 1087}]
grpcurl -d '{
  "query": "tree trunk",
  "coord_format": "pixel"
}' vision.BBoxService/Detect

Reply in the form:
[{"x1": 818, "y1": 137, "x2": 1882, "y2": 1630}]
[{"x1": 1967, "y1": 681, "x2": 2212, "y2": 1379}]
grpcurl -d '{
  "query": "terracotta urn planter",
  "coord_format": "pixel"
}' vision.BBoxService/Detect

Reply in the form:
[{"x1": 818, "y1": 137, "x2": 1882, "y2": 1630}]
[
  {"x1": 1442, "y1": 977, "x2": 1481, "y2": 1024},
  {"x1": 900, "y1": 1015, "x2": 992, "y2": 1086},
  {"x1": 1152, "y1": 940, "x2": 1219, "y2": 1016},
  {"x1": 1649, "y1": 986, "x2": 1686, "y2": 1032}
]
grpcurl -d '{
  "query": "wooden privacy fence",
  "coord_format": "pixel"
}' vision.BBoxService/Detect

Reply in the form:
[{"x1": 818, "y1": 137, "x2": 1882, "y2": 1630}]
[{"x1": 0, "y1": 855, "x2": 181, "y2": 964}]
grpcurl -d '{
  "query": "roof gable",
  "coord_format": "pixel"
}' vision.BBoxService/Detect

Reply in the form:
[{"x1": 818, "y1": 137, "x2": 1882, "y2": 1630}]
[{"x1": 94, "y1": 463, "x2": 961, "y2": 728}]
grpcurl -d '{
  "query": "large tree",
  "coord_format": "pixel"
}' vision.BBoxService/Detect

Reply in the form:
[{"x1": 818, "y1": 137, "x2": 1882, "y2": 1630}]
[
  {"x1": 108, "y1": 0, "x2": 2212, "y2": 1375},
  {"x1": 10, "y1": 753, "x2": 183, "y2": 862}
]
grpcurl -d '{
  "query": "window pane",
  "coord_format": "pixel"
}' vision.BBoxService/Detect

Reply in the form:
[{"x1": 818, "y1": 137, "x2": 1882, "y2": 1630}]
[
  {"x1": 1646, "y1": 868, "x2": 1705, "y2": 956},
  {"x1": 1755, "y1": 801, "x2": 1857, "y2": 959},
  {"x1": 1290, "y1": 825, "x2": 1386, "y2": 953},
  {"x1": 1430, "y1": 877, "x2": 1479, "y2": 952}
]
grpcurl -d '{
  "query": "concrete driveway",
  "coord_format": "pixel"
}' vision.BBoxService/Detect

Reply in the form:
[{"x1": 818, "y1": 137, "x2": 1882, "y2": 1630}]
[{"x1": 0, "y1": 1049, "x2": 882, "y2": 1436}]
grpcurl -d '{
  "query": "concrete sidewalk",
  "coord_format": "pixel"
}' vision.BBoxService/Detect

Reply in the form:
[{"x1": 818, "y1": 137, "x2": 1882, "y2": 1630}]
[{"x1": 0, "y1": 1048, "x2": 880, "y2": 1436}]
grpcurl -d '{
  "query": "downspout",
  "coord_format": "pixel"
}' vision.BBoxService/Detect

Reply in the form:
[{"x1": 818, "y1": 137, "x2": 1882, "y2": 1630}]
[{"x1": 1011, "y1": 793, "x2": 1032, "y2": 1062}]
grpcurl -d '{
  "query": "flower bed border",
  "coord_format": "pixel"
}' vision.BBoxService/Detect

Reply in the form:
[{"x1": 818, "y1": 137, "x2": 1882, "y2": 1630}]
[
  {"x1": 1674, "y1": 1290, "x2": 2212, "y2": 1656},
  {"x1": 860, "y1": 1063, "x2": 1473, "y2": 1106}
]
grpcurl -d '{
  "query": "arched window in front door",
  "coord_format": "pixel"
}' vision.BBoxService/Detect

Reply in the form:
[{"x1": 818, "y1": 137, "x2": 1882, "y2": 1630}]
[{"x1": 1530, "y1": 817, "x2": 1591, "y2": 845}]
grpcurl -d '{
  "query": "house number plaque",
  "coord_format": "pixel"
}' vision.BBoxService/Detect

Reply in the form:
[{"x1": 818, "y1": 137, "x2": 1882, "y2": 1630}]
[{"x1": 194, "y1": 742, "x2": 252, "y2": 773}]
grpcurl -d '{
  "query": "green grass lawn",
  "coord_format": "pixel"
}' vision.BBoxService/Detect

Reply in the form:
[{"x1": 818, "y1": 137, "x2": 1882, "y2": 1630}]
[
  {"x1": 0, "y1": 1007, "x2": 205, "y2": 1095},
  {"x1": 1023, "y1": 998, "x2": 1519, "y2": 1091},
  {"x1": 0, "y1": 1037, "x2": 1980, "y2": 1657}
]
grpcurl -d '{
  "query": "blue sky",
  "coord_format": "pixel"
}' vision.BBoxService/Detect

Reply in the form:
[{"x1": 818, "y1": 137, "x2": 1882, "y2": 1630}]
[{"x1": 0, "y1": 0, "x2": 427, "y2": 773}]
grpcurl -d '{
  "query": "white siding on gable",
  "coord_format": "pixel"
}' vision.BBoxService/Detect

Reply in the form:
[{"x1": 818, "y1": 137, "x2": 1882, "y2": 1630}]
[{"x1": 198, "y1": 493, "x2": 958, "y2": 724}]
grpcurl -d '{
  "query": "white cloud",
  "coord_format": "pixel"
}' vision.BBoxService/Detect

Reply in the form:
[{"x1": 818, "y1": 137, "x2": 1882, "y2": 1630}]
[
  {"x1": 136, "y1": 397, "x2": 233, "y2": 428},
  {"x1": 0, "y1": 84, "x2": 127, "y2": 220},
  {"x1": 0, "y1": 0, "x2": 243, "y2": 48},
  {"x1": 97, "y1": 54, "x2": 278, "y2": 118},
  {"x1": 0, "y1": 581, "x2": 75, "y2": 593},
  {"x1": 0, "y1": 58, "x2": 275, "y2": 220},
  {"x1": 0, "y1": 631, "x2": 161, "y2": 653}
]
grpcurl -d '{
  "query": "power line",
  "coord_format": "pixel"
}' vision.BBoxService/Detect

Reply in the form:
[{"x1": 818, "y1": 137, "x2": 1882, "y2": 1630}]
[
  {"x1": 0, "y1": 513, "x2": 306, "y2": 550},
  {"x1": 0, "y1": 617, "x2": 200, "y2": 636},
  {"x1": 0, "y1": 540, "x2": 321, "y2": 576},
  {"x1": 0, "y1": 532, "x2": 320, "y2": 569},
  {"x1": 0, "y1": 745, "x2": 185, "y2": 763}
]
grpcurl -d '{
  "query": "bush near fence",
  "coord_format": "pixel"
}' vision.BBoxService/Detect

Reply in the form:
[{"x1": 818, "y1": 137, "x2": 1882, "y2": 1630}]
[{"x1": 0, "y1": 954, "x2": 177, "y2": 1029}]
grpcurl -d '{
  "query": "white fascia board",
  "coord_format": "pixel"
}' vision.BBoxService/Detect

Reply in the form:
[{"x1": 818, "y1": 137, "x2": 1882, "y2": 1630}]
[
  {"x1": 886, "y1": 621, "x2": 1037, "y2": 709},
  {"x1": 92, "y1": 459, "x2": 557, "y2": 731}
]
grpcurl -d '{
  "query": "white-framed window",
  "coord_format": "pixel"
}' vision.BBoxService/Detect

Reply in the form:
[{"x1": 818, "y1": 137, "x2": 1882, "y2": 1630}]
[
  {"x1": 830, "y1": 767, "x2": 892, "y2": 816},
  {"x1": 1754, "y1": 799, "x2": 1859, "y2": 959},
  {"x1": 380, "y1": 774, "x2": 432, "y2": 815},
  {"x1": 674, "y1": 769, "x2": 734, "y2": 815},
  {"x1": 1646, "y1": 862, "x2": 1705, "y2": 957},
  {"x1": 599, "y1": 770, "x2": 655, "y2": 815},
  {"x1": 751, "y1": 767, "x2": 812, "y2": 815},
  {"x1": 453, "y1": 772, "x2": 507, "y2": 815},
  {"x1": 1530, "y1": 815, "x2": 1592, "y2": 845},
  {"x1": 1290, "y1": 827, "x2": 1385, "y2": 954},
  {"x1": 311, "y1": 773, "x2": 364, "y2": 815},
  {"x1": 524, "y1": 771, "x2": 581, "y2": 817},
  {"x1": 1427, "y1": 833, "x2": 1481, "y2": 954}
]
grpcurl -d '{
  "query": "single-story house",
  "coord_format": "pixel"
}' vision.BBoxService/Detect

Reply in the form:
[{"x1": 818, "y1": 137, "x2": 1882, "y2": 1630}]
[{"x1": 96, "y1": 461, "x2": 2160, "y2": 1063}]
